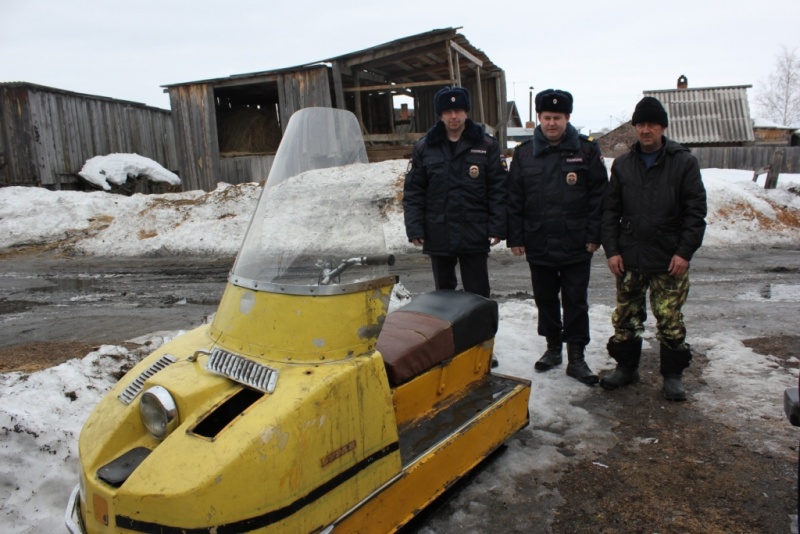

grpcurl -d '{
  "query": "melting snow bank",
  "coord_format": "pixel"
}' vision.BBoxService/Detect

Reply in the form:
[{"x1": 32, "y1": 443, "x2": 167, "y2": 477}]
[
  {"x1": 0, "y1": 332, "x2": 183, "y2": 532},
  {"x1": 0, "y1": 162, "x2": 798, "y2": 258}
]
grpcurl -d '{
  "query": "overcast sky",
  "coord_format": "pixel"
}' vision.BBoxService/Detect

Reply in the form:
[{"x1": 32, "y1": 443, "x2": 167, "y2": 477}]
[{"x1": 3, "y1": 0, "x2": 799, "y2": 133}]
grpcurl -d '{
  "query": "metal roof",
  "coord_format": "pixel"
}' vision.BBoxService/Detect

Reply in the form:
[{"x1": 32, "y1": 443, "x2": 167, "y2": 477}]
[{"x1": 643, "y1": 85, "x2": 754, "y2": 145}]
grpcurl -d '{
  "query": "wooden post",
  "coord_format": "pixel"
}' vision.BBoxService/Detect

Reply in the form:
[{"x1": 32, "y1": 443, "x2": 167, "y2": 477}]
[
  {"x1": 446, "y1": 41, "x2": 454, "y2": 87},
  {"x1": 752, "y1": 165, "x2": 770, "y2": 182},
  {"x1": 474, "y1": 66, "x2": 485, "y2": 125},
  {"x1": 352, "y1": 75, "x2": 370, "y2": 139},
  {"x1": 765, "y1": 149, "x2": 784, "y2": 189},
  {"x1": 331, "y1": 62, "x2": 346, "y2": 110}
]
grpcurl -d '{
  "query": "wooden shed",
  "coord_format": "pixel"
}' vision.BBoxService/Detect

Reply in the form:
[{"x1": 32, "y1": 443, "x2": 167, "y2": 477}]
[
  {"x1": 163, "y1": 27, "x2": 508, "y2": 191},
  {"x1": 0, "y1": 82, "x2": 178, "y2": 190}
]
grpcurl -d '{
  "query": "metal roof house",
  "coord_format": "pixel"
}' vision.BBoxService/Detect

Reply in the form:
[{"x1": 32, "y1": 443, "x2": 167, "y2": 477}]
[
  {"x1": 162, "y1": 28, "x2": 508, "y2": 191},
  {"x1": 598, "y1": 76, "x2": 756, "y2": 158},
  {"x1": 643, "y1": 77, "x2": 755, "y2": 147}
]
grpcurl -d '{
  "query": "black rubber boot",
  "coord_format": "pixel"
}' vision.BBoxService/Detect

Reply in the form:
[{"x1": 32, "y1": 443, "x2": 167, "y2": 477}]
[
  {"x1": 660, "y1": 344, "x2": 692, "y2": 401},
  {"x1": 599, "y1": 365, "x2": 640, "y2": 390},
  {"x1": 566, "y1": 343, "x2": 599, "y2": 385},
  {"x1": 534, "y1": 338, "x2": 562, "y2": 371},
  {"x1": 491, "y1": 354, "x2": 499, "y2": 368},
  {"x1": 600, "y1": 337, "x2": 642, "y2": 391}
]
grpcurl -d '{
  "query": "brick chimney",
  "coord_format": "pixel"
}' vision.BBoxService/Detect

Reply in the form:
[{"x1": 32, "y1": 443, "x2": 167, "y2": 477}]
[
  {"x1": 677, "y1": 75, "x2": 688, "y2": 89},
  {"x1": 400, "y1": 103, "x2": 409, "y2": 120}
]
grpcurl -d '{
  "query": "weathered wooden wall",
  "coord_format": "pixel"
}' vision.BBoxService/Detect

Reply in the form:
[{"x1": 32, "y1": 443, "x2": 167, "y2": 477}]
[
  {"x1": 168, "y1": 84, "x2": 220, "y2": 192},
  {"x1": 219, "y1": 155, "x2": 275, "y2": 185},
  {"x1": 168, "y1": 67, "x2": 331, "y2": 191},
  {"x1": 277, "y1": 67, "x2": 332, "y2": 128},
  {"x1": 690, "y1": 146, "x2": 800, "y2": 173},
  {"x1": 0, "y1": 84, "x2": 177, "y2": 189}
]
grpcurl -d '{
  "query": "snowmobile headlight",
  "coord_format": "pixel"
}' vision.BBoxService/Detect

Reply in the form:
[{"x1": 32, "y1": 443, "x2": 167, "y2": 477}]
[{"x1": 139, "y1": 386, "x2": 179, "y2": 440}]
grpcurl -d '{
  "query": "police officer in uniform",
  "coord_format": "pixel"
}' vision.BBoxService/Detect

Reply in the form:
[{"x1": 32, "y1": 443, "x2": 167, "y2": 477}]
[
  {"x1": 403, "y1": 86, "x2": 508, "y2": 300},
  {"x1": 507, "y1": 89, "x2": 608, "y2": 385}
]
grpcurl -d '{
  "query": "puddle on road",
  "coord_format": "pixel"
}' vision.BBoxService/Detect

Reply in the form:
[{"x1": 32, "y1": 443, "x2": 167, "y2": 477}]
[{"x1": 737, "y1": 283, "x2": 800, "y2": 302}]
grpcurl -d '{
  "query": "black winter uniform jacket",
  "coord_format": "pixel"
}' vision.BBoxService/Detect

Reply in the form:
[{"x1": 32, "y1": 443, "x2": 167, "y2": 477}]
[
  {"x1": 403, "y1": 119, "x2": 507, "y2": 256},
  {"x1": 507, "y1": 124, "x2": 608, "y2": 266},
  {"x1": 601, "y1": 137, "x2": 707, "y2": 272}
]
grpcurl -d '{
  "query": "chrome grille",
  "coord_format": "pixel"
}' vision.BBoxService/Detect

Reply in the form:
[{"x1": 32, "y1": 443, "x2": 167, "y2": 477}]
[
  {"x1": 117, "y1": 354, "x2": 177, "y2": 405},
  {"x1": 205, "y1": 348, "x2": 279, "y2": 394}
]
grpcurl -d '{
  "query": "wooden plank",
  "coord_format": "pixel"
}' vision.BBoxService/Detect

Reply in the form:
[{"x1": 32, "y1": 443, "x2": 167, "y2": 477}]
[
  {"x1": 449, "y1": 40, "x2": 483, "y2": 67},
  {"x1": 343, "y1": 79, "x2": 456, "y2": 93},
  {"x1": 765, "y1": 149, "x2": 784, "y2": 189},
  {"x1": 331, "y1": 61, "x2": 346, "y2": 110},
  {"x1": 752, "y1": 165, "x2": 770, "y2": 182},
  {"x1": 363, "y1": 133, "x2": 425, "y2": 142}
]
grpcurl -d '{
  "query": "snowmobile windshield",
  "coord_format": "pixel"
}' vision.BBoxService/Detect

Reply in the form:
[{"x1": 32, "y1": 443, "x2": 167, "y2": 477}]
[{"x1": 230, "y1": 108, "x2": 394, "y2": 294}]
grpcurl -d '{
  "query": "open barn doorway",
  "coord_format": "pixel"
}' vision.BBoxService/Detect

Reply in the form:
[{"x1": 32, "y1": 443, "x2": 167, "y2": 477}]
[{"x1": 214, "y1": 82, "x2": 282, "y2": 156}]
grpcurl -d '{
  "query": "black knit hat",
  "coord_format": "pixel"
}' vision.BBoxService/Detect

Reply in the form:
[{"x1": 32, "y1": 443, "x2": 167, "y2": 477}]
[
  {"x1": 535, "y1": 89, "x2": 573, "y2": 114},
  {"x1": 631, "y1": 96, "x2": 669, "y2": 127},
  {"x1": 434, "y1": 86, "x2": 470, "y2": 115}
]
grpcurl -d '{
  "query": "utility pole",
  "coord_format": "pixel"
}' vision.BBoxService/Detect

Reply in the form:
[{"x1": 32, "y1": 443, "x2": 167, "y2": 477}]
[{"x1": 529, "y1": 86, "x2": 535, "y2": 128}]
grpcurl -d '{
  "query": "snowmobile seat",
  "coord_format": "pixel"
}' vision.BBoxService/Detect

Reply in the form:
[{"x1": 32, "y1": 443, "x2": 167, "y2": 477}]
[{"x1": 377, "y1": 290, "x2": 499, "y2": 386}]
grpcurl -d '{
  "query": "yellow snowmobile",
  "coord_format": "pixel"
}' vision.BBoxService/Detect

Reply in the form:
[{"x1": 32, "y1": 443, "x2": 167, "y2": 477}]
[{"x1": 66, "y1": 108, "x2": 531, "y2": 533}]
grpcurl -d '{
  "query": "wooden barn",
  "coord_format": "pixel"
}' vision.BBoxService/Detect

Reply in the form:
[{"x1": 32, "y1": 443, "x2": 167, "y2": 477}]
[
  {"x1": 163, "y1": 27, "x2": 508, "y2": 191},
  {"x1": 0, "y1": 82, "x2": 178, "y2": 190}
]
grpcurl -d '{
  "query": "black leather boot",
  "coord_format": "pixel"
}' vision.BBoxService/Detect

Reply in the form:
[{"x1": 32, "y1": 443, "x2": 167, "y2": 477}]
[
  {"x1": 600, "y1": 337, "x2": 642, "y2": 390},
  {"x1": 661, "y1": 344, "x2": 692, "y2": 401},
  {"x1": 566, "y1": 343, "x2": 598, "y2": 385},
  {"x1": 534, "y1": 337, "x2": 562, "y2": 371}
]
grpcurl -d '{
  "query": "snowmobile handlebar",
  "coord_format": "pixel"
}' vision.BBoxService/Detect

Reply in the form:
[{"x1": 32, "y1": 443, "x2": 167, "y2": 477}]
[{"x1": 318, "y1": 255, "x2": 395, "y2": 285}]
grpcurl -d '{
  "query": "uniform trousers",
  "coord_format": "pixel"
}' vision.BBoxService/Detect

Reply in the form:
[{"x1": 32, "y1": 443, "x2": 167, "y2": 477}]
[
  {"x1": 529, "y1": 259, "x2": 592, "y2": 345},
  {"x1": 430, "y1": 253, "x2": 490, "y2": 298}
]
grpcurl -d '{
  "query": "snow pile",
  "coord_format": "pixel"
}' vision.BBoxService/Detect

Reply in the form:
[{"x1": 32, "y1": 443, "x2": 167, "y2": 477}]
[
  {"x1": 703, "y1": 168, "x2": 800, "y2": 246},
  {"x1": 3, "y1": 161, "x2": 800, "y2": 258},
  {"x1": 0, "y1": 333, "x2": 183, "y2": 531},
  {"x1": 78, "y1": 153, "x2": 181, "y2": 191}
]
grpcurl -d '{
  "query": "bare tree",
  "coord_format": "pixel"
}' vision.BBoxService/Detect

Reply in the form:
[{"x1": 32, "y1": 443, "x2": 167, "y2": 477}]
[{"x1": 755, "y1": 46, "x2": 800, "y2": 127}]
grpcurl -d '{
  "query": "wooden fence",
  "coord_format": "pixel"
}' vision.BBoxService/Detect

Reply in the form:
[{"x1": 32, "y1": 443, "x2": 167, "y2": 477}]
[{"x1": 690, "y1": 146, "x2": 800, "y2": 174}]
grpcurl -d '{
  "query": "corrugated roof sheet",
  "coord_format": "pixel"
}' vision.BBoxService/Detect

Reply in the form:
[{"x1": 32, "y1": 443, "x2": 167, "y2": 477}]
[{"x1": 643, "y1": 85, "x2": 754, "y2": 145}]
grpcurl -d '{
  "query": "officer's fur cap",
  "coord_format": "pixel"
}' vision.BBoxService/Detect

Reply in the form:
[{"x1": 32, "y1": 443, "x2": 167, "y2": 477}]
[
  {"x1": 535, "y1": 89, "x2": 573, "y2": 114},
  {"x1": 434, "y1": 86, "x2": 471, "y2": 115}
]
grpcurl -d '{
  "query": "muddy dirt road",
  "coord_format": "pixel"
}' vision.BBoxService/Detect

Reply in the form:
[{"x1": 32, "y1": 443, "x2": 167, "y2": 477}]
[{"x1": 2, "y1": 246, "x2": 798, "y2": 351}]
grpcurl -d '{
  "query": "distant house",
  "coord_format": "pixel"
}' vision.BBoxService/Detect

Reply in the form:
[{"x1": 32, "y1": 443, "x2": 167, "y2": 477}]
[
  {"x1": 504, "y1": 101, "x2": 532, "y2": 149},
  {"x1": 598, "y1": 76, "x2": 755, "y2": 158},
  {"x1": 752, "y1": 118, "x2": 796, "y2": 146},
  {"x1": 644, "y1": 79, "x2": 754, "y2": 147},
  {"x1": 163, "y1": 28, "x2": 509, "y2": 191},
  {"x1": 0, "y1": 82, "x2": 178, "y2": 190},
  {"x1": 506, "y1": 101, "x2": 523, "y2": 128}
]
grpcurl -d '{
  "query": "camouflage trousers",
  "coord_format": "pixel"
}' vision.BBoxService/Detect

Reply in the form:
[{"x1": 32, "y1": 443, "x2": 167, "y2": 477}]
[{"x1": 610, "y1": 270, "x2": 690, "y2": 350}]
